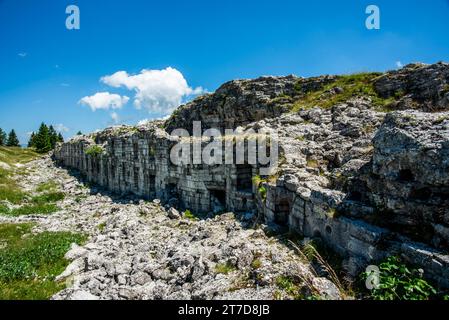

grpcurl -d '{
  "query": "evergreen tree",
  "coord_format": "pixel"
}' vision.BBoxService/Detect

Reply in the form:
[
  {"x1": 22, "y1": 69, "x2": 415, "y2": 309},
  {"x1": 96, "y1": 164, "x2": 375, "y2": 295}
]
[
  {"x1": 76, "y1": 131, "x2": 82, "y2": 135},
  {"x1": 49, "y1": 125, "x2": 58, "y2": 149},
  {"x1": 35, "y1": 123, "x2": 51, "y2": 153},
  {"x1": 0, "y1": 128, "x2": 6, "y2": 146},
  {"x1": 6, "y1": 129, "x2": 20, "y2": 147},
  {"x1": 57, "y1": 133, "x2": 64, "y2": 143},
  {"x1": 28, "y1": 132, "x2": 36, "y2": 148}
]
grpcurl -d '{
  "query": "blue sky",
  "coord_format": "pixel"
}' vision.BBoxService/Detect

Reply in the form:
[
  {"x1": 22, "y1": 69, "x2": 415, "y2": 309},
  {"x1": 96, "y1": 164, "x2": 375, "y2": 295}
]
[{"x1": 0, "y1": 0, "x2": 448, "y2": 144}]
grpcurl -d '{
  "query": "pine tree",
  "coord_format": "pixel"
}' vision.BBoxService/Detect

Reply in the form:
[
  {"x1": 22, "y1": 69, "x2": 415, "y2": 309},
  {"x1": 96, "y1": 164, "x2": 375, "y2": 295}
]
[
  {"x1": 35, "y1": 123, "x2": 51, "y2": 153},
  {"x1": 49, "y1": 125, "x2": 58, "y2": 149},
  {"x1": 76, "y1": 131, "x2": 82, "y2": 135},
  {"x1": 0, "y1": 128, "x2": 6, "y2": 146},
  {"x1": 6, "y1": 129, "x2": 20, "y2": 147},
  {"x1": 28, "y1": 132, "x2": 36, "y2": 148},
  {"x1": 57, "y1": 133, "x2": 64, "y2": 143}
]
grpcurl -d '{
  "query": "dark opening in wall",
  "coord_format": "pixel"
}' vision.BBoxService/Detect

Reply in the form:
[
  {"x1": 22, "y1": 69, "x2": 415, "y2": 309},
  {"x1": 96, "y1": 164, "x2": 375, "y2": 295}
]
[
  {"x1": 325, "y1": 225, "x2": 332, "y2": 234},
  {"x1": 410, "y1": 187, "x2": 432, "y2": 201},
  {"x1": 399, "y1": 169, "x2": 414, "y2": 182},
  {"x1": 275, "y1": 199, "x2": 291, "y2": 225},
  {"x1": 167, "y1": 183, "x2": 178, "y2": 198},
  {"x1": 236, "y1": 165, "x2": 253, "y2": 192},
  {"x1": 209, "y1": 189, "x2": 226, "y2": 207},
  {"x1": 348, "y1": 191, "x2": 362, "y2": 202}
]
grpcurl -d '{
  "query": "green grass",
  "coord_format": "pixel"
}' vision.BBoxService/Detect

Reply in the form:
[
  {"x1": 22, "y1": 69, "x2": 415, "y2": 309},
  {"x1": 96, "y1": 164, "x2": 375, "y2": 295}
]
[
  {"x1": 251, "y1": 258, "x2": 262, "y2": 270},
  {"x1": 215, "y1": 262, "x2": 237, "y2": 275},
  {"x1": 275, "y1": 276, "x2": 302, "y2": 299},
  {"x1": 291, "y1": 73, "x2": 396, "y2": 112},
  {"x1": 31, "y1": 192, "x2": 65, "y2": 204},
  {"x1": 0, "y1": 223, "x2": 86, "y2": 300},
  {"x1": 0, "y1": 147, "x2": 39, "y2": 167},
  {"x1": 1, "y1": 203, "x2": 60, "y2": 217},
  {"x1": 0, "y1": 147, "x2": 40, "y2": 204},
  {"x1": 35, "y1": 181, "x2": 59, "y2": 193}
]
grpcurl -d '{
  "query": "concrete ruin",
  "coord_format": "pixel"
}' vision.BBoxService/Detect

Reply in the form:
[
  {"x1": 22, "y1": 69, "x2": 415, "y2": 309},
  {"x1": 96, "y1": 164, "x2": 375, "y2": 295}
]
[{"x1": 55, "y1": 62, "x2": 449, "y2": 288}]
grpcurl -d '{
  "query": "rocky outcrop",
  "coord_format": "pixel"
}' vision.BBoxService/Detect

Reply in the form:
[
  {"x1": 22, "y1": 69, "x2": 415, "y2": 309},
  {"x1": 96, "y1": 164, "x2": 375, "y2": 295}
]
[
  {"x1": 54, "y1": 62, "x2": 449, "y2": 290},
  {"x1": 374, "y1": 62, "x2": 449, "y2": 111}
]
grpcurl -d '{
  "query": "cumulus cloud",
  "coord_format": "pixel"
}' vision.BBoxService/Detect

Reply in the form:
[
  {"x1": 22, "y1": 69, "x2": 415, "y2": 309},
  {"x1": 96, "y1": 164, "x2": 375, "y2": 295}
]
[
  {"x1": 56, "y1": 124, "x2": 69, "y2": 133},
  {"x1": 101, "y1": 67, "x2": 205, "y2": 114},
  {"x1": 79, "y1": 92, "x2": 129, "y2": 111},
  {"x1": 396, "y1": 61, "x2": 404, "y2": 68},
  {"x1": 54, "y1": 124, "x2": 70, "y2": 133},
  {"x1": 110, "y1": 112, "x2": 120, "y2": 123}
]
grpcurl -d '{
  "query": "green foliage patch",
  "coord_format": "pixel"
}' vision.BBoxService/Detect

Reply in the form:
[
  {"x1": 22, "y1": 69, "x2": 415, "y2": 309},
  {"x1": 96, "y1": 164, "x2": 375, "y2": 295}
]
[
  {"x1": 85, "y1": 145, "x2": 105, "y2": 156},
  {"x1": 292, "y1": 73, "x2": 395, "y2": 112},
  {"x1": 0, "y1": 223, "x2": 86, "y2": 300},
  {"x1": 362, "y1": 256, "x2": 437, "y2": 300}
]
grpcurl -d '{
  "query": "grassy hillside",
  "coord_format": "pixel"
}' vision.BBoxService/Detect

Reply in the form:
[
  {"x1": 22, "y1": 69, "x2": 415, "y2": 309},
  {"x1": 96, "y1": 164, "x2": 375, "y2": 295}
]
[{"x1": 0, "y1": 147, "x2": 86, "y2": 299}]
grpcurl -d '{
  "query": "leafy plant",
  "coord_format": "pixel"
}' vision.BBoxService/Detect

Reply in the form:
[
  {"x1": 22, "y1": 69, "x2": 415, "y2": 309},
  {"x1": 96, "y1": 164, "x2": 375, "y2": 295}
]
[
  {"x1": 85, "y1": 145, "x2": 104, "y2": 156},
  {"x1": 183, "y1": 209, "x2": 198, "y2": 221},
  {"x1": 258, "y1": 186, "x2": 267, "y2": 201},
  {"x1": 362, "y1": 256, "x2": 437, "y2": 300}
]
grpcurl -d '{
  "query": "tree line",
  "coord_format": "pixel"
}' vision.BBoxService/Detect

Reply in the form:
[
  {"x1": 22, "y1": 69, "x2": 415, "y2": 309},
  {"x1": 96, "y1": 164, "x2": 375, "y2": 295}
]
[
  {"x1": 0, "y1": 123, "x2": 65, "y2": 153},
  {"x1": 28, "y1": 123, "x2": 64, "y2": 153},
  {"x1": 0, "y1": 128, "x2": 20, "y2": 147}
]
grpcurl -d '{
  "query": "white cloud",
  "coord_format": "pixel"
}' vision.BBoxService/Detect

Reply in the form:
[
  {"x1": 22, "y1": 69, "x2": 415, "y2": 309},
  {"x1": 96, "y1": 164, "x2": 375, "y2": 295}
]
[
  {"x1": 137, "y1": 119, "x2": 150, "y2": 126},
  {"x1": 54, "y1": 124, "x2": 69, "y2": 133},
  {"x1": 137, "y1": 114, "x2": 171, "y2": 126},
  {"x1": 60, "y1": 83, "x2": 70, "y2": 87},
  {"x1": 18, "y1": 52, "x2": 27, "y2": 58},
  {"x1": 110, "y1": 112, "x2": 120, "y2": 123},
  {"x1": 79, "y1": 92, "x2": 129, "y2": 111},
  {"x1": 101, "y1": 67, "x2": 205, "y2": 114},
  {"x1": 396, "y1": 61, "x2": 403, "y2": 68}
]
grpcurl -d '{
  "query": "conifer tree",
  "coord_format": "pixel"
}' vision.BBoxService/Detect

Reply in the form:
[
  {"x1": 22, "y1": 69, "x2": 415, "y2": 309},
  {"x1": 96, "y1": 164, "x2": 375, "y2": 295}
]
[
  {"x1": 28, "y1": 132, "x2": 36, "y2": 148},
  {"x1": 35, "y1": 123, "x2": 51, "y2": 153},
  {"x1": 76, "y1": 131, "x2": 82, "y2": 135},
  {"x1": 57, "y1": 133, "x2": 64, "y2": 143},
  {"x1": 49, "y1": 125, "x2": 58, "y2": 149},
  {"x1": 6, "y1": 129, "x2": 20, "y2": 147},
  {"x1": 0, "y1": 128, "x2": 6, "y2": 146}
]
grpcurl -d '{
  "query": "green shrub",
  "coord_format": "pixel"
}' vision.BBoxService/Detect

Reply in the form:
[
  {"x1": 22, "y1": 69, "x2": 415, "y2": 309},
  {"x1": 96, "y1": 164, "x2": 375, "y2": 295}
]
[
  {"x1": 85, "y1": 145, "x2": 104, "y2": 156},
  {"x1": 362, "y1": 256, "x2": 437, "y2": 300},
  {"x1": 183, "y1": 209, "x2": 198, "y2": 221},
  {"x1": 215, "y1": 262, "x2": 237, "y2": 275}
]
